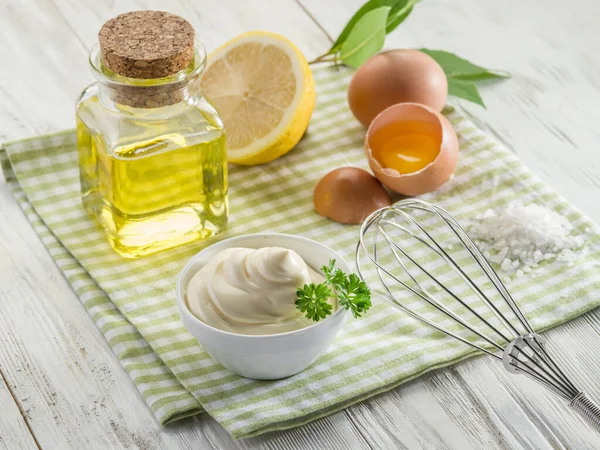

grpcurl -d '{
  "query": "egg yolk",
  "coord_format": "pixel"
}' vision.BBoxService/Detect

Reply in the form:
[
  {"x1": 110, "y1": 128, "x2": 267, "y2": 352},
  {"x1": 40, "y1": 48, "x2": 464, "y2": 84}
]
[{"x1": 370, "y1": 121, "x2": 441, "y2": 174}]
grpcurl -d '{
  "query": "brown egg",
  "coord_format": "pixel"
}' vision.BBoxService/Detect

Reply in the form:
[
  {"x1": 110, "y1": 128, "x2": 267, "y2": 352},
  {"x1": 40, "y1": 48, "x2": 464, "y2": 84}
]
[
  {"x1": 365, "y1": 103, "x2": 459, "y2": 196},
  {"x1": 314, "y1": 167, "x2": 391, "y2": 224},
  {"x1": 348, "y1": 49, "x2": 448, "y2": 127}
]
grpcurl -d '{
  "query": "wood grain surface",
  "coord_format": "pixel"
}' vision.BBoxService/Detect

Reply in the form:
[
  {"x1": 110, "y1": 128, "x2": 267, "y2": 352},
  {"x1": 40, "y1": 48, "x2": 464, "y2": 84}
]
[{"x1": 1, "y1": 0, "x2": 599, "y2": 449}]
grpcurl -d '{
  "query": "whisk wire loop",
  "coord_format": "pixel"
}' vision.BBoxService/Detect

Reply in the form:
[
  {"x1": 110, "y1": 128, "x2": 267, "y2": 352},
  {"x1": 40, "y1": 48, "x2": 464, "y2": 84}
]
[
  {"x1": 378, "y1": 221, "x2": 508, "y2": 351},
  {"x1": 402, "y1": 201, "x2": 531, "y2": 338},
  {"x1": 380, "y1": 212, "x2": 515, "y2": 344},
  {"x1": 356, "y1": 240, "x2": 502, "y2": 360}
]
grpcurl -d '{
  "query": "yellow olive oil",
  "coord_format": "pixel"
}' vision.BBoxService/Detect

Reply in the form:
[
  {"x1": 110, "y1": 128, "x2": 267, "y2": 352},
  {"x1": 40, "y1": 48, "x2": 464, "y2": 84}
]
[{"x1": 76, "y1": 95, "x2": 228, "y2": 258}]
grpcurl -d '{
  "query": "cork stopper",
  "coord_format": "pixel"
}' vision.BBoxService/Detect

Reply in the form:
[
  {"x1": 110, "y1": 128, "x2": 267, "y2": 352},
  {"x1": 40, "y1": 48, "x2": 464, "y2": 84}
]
[{"x1": 99, "y1": 11, "x2": 195, "y2": 79}]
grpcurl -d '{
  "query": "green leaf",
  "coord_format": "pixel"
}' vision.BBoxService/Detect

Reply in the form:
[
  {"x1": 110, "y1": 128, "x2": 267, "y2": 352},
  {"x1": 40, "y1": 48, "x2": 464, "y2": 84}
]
[
  {"x1": 295, "y1": 283, "x2": 333, "y2": 322},
  {"x1": 451, "y1": 71, "x2": 511, "y2": 82},
  {"x1": 339, "y1": 6, "x2": 391, "y2": 69},
  {"x1": 329, "y1": 0, "x2": 417, "y2": 55},
  {"x1": 329, "y1": 0, "x2": 399, "y2": 54},
  {"x1": 385, "y1": 0, "x2": 419, "y2": 33},
  {"x1": 297, "y1": 260, "x2": 372, "y2": 322},
  {"x1": 322, "y1": 259, "x2": 346, "y2": 287},
  {"x1": 420, "y1": 49, "x2": 509, "y2": 81},
  {"x1": 337, "y1": 273, "x2": 372, "y2": 319},
  {"x1": 447, "y1": 78, "x2": 486, "y2": 108}
]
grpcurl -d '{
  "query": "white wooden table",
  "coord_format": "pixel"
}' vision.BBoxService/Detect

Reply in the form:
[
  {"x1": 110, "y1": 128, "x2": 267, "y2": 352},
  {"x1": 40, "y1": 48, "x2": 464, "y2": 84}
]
[{"x1": 1, "y1": 0, "x2": 600, "y2": 448}]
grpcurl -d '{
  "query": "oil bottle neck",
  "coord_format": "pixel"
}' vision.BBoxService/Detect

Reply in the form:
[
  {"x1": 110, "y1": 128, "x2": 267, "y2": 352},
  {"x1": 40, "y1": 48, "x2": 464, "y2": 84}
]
[{"x1": 89, "y1": 42, "x2": 206, "y2": 110}]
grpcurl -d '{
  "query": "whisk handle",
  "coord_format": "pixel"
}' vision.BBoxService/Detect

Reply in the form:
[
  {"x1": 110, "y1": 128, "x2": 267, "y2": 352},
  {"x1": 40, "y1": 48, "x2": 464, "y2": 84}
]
[{"x1": 570, "y1": 392, "x2": 600, "y2": 430}]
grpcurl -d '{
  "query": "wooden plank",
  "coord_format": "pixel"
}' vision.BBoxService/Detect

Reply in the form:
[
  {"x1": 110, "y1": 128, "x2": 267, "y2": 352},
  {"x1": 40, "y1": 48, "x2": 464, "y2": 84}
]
[
  {"x1": 196, "y1": 412, "x2": 372, "y2": 450},
  {"x1": 0, "y1": 371, "x2": 38, "y2": 450}
]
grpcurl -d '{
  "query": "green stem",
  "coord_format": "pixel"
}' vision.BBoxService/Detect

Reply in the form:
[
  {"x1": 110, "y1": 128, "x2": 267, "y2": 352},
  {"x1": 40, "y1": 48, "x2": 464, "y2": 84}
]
[{"x1": 308, "y1": 52, "x2": 336, "y2": 65}]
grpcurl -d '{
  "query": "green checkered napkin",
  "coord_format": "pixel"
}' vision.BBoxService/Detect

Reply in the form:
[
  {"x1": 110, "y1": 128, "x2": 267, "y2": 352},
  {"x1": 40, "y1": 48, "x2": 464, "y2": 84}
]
[{"x1": 2, "y1": 66, "x2": 600, "y2": 438}]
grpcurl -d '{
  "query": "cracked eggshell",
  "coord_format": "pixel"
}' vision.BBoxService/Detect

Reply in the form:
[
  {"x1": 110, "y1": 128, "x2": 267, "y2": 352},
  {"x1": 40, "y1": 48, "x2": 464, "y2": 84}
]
[
  {"x1": 365, "y1": 103, "x2": 459, "y2": 196},
  {"x1": 314, "y1": 167, "x2": 391, "y2": 224}
]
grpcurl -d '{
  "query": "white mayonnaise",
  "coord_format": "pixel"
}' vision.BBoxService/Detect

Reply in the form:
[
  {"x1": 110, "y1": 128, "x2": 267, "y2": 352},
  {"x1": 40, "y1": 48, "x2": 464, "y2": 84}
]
[{"x1": 185, "y1": 247, "x2": 337, "y2": 335}]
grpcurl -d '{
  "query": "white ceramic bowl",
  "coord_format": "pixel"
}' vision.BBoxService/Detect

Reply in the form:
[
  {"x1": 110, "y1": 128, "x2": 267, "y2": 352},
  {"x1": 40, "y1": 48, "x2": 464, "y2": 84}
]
[{"x1": 175, "y1": 233, "x2": 349, "y2": 380}]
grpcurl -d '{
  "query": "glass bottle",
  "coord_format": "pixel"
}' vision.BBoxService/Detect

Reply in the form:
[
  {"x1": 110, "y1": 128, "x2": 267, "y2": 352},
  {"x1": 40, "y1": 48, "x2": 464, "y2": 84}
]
[{"x1": 75, "y1": 13, "x2": 227, "y2": 259}]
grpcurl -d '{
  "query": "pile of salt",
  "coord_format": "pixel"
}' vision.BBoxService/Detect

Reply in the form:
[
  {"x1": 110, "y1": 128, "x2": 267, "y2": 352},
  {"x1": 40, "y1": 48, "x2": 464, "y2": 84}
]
[{"x1": 468, "y1": 203, "x2": 585, "y2": 277}]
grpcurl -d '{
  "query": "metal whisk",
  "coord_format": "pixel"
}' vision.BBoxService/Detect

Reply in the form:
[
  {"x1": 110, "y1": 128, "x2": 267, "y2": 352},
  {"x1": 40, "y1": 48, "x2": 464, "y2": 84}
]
[{"x1": 356, "y1": 199, "x2": 600, "y2": 430}]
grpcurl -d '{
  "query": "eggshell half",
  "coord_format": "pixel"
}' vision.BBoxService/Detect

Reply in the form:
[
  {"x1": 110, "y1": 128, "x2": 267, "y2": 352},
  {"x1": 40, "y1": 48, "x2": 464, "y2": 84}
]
[
  {"x1": 365, "y1": 103, "x2": 459, "y2": 196},
  {"x1": 314, "y1": 167, "x2": 391, "y2": 224}
]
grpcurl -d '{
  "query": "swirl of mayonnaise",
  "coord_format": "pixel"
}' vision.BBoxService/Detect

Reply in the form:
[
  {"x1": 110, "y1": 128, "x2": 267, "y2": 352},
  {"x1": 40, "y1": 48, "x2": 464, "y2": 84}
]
[{"x1": 185, "y1": 247, "x2": 336, "y2": 335}]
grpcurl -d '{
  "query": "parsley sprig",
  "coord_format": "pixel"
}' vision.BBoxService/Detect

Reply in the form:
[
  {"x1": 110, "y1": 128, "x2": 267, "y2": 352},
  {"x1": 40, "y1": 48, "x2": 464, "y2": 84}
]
[{"x1": 296, "y1": 259, "x2": 372, "y2": 322}]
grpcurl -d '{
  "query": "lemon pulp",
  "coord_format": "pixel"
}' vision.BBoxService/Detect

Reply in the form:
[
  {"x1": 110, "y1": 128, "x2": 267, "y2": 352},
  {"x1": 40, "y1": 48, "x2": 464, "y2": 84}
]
[{"x1": 200, "y1": 31, "x2": 316, "y2": 165}]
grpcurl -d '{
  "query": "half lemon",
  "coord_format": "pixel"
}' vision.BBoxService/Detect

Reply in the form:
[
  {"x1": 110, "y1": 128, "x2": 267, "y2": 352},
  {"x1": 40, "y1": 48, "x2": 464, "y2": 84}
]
[{"x1": 200, "y1": 31, "x2": 316, "y2": 165}]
